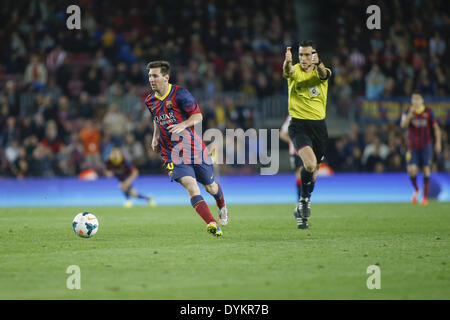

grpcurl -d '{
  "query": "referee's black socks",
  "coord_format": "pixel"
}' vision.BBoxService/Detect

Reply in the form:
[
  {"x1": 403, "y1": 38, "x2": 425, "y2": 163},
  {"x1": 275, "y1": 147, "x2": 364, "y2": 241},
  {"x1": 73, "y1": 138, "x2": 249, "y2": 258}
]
[{"x1": 300, "y1": 168, "x2": 314, "y2": 200}]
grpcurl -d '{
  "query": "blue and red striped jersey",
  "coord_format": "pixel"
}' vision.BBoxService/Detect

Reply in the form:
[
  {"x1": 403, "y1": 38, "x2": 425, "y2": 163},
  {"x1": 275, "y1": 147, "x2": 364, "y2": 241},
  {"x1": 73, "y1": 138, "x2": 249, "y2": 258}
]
[
  {"x1": 106, "y1": 157, "x2": 135, "y2": 181},
  {"x1": 145, "y1": 84, "x2": 209, "y2": 164},
  {"x1": 403, "y1": 106, "x2": 437, "y2": 151}
]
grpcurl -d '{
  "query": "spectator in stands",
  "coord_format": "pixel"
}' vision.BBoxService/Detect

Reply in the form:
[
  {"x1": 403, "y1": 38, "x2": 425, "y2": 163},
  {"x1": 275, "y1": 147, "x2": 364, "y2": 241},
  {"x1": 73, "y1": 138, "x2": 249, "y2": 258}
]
[
  {"x1": 365, "y1": 64, "x2": 385, "y2": 99},
  {"x1": 46, "y1": 45, "x2": 67, "y2": 76},
  {"x1": 4, "y1": 80, "x2": 20, "y2": 116},
  {"x1": 123, "y1": 133, "x2": 146, "y2": 167},
  {"x1": 102, "y1": 103, "x2": 129, "y2": 145},
  {"x1": 24, "y1": 54, "x2": 48, "y2": 90},
  {"x1": 0, "y1": 0, "x2": 448, "y2": 178},
  {"x1": 362, "y1": 136, "x2": 389, "y2": 170},
  {"x1": 77, "y1": 91, "x2": 94, "y2": 119},
  {"x1": 79, "y1": 119, "x2": 102, "y2": 169}
]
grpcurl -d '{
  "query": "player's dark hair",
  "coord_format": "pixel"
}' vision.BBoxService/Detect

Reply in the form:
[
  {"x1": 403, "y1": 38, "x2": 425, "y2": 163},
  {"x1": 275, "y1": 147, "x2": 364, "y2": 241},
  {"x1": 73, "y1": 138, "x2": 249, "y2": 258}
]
[
  {"x1": 299, "y1": 40, "x2": 316, "y2": 49},
  {"x1": 146, "y1": 60, "x2": 171, "y2": 75}
]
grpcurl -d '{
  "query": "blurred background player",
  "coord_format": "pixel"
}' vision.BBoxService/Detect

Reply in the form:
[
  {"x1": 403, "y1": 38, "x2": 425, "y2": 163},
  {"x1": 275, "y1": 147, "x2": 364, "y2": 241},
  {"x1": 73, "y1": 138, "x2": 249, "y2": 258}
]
[
  {"x1": 283, "y1": 41, "x2": 332, "y2": 229},
  {"x1": 400, "y1": 93, "x2": 442, "y2": 205},
  {"x1": 145, "y1": 61, "x2": 228, "y2": 237},
  {"x1": 280, "y1": 115, "x2": 303, "y2": 201},
  {"x1": 105, "y1": 146, "x2": 156, "y2": 208}
]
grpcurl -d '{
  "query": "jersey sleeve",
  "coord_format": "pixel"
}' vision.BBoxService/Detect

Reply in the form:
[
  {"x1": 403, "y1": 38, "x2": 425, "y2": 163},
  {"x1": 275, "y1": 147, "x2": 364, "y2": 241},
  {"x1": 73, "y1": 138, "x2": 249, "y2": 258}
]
[
  {"x1": 176, "y1": 88, "x2": 202, "y2": 116},
  {"x1": 144, "y1": 94, "x2": 155, "y2": 118},
  {"x1": 317, "y1": 67, "x2": 332, "y2": 82},
  {"x1": 323, "y1": 67, "x2": 332, "y2": 80}
]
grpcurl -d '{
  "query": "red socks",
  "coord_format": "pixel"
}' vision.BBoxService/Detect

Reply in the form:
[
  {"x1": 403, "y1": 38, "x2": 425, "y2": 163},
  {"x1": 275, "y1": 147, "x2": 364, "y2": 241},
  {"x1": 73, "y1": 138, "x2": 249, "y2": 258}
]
[
  {"x1": 213, "y1": 183, "x2": 225, "y2": 209},
  {"x1": 423, "y1": 177, "x2": 430, "y2": 199},
  {"x1": 410, "y1": 175, "x2": 419, "y2": 191},
  {"x1": 190, "y1": 195, "x2": 217, "y2": 224}
]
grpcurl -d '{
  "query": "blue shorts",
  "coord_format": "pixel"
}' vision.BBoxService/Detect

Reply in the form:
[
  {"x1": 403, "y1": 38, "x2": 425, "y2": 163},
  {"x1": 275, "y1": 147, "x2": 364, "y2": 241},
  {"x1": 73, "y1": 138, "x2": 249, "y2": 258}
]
[
  {"x1": 165, "y1": 162, "x2": 215, "y2": 186},
  {"x1": 406, "y1": 144, "x2": 432, "y2": 167}
]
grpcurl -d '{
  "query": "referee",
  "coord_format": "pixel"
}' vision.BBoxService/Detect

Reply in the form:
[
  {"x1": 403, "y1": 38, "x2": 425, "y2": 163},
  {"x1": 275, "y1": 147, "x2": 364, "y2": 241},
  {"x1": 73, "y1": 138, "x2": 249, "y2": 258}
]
[{"x1": 283, "y1": 40, "x2": 332, "y2": 229}]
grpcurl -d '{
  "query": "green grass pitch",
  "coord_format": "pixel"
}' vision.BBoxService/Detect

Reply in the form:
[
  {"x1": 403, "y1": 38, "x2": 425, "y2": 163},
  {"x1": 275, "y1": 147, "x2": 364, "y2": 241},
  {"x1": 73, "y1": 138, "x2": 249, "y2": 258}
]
[{"x1": 1, "y1": 202, "x2": 449, "y2": 299}]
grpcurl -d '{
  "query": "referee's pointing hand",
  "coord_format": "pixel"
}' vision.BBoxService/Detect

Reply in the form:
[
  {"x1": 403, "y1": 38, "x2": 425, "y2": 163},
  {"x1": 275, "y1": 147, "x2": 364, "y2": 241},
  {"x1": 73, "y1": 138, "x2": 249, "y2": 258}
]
[{"x1": 285, "y1": 47, "x2": 292, "y2": 63}]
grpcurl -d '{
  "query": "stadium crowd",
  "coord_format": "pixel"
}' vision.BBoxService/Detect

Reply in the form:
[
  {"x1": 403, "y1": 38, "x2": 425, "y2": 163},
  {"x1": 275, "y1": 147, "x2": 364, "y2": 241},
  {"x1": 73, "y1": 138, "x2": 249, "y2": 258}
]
[
  {"x1": 0, "y1": 0, "x2": 295, "y2": 178},
  {"x1": 324, "y1": 0, "x2": 449, "y2": 115},
  {"x1": 323, "y1": 0, "x2": 449, "y2": 173},
  {"x1": 327, "y1": 122, "x2": 449, "y2": 173},
  {"x1": 0, "y1": 0, "x2": 449, "y2": 179}
]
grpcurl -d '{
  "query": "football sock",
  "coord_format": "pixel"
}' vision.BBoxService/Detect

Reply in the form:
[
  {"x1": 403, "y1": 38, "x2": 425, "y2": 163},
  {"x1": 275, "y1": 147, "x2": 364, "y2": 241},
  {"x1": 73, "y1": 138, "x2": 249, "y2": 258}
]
[
  {"x1": 301, "y1": 168, "x2": 314, "y2": 199},
  {"x1": 213, "y1": 183, "x2": 225, "y2": 209},
  {"x1": 309, "y1": 179, "x2": 316, "y2": 194},
  {"x1": 123, "y1": 191, "x2": 130, "y2": 200},
  {"x1": 410, "y1": 175, "x2": 419, "y2": 191},
  {"x1": 137, "y1": 194, "x2": 150, "y2": 201},
  {"x1": 191, "y1": 195, "x2": 217, "y2": 224},
  {"x1": 423, "y1": 176, "x2": 430, "y2": 199},
  {"x1": 296, "y1": 178, "x2": 302, "y2": 200}
]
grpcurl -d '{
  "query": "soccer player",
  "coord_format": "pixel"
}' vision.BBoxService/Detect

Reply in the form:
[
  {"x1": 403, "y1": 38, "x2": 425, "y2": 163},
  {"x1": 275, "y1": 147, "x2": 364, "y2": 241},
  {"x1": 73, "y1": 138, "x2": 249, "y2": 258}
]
[
  {"x1": 283, "y1": 41, "x2": 332, "y2": 229},
  {"x1": 400, "y1": 92, "x2": 441, "y2": 205},
  {"x1": 144, "y1": 60, "x2": 228, "y2": 237},
  {"x1": 280, "y1": 115, "x2": 303, "y2": 201},
  {"x1": 105, "y1": 146, "x2": 156, "y2": 208}
]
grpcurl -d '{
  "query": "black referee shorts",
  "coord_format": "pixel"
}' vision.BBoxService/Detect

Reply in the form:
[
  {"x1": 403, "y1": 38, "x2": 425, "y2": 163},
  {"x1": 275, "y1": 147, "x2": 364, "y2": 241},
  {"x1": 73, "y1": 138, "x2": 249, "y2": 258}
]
[{"x1": 288, "y1": 118, "x2": 328, "y2": 163}]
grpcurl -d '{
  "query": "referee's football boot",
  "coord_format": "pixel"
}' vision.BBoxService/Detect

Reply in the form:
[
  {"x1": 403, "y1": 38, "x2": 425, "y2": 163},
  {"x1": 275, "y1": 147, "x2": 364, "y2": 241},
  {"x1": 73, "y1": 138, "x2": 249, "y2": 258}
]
[{"x1": 295, "y1": 198, "x2": 311, "y2": 229}]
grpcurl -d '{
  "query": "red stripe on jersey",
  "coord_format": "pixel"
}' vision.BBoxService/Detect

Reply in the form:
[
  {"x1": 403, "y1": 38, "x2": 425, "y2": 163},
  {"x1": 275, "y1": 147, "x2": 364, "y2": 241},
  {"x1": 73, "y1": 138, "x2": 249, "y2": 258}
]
[
  {"x1": 170, "y1": 86, "x2": 184, "y2": 124},
  {"x1": 163, "y1": 95, "x2": 177, "y2": 160},
  {"x1": 414, "y1": 113, "x2": 419, "y2": 150},
  {"x1": 426, "y1": 109, "x2": 431, "y2": 145},
  {"x1": 409, "y1": 124, "x2": 413, "y2": 150},
  {"x1": 408, "y1": 112, "x2": 413, "y2": 150},
  {"x1": 145, "y1": 94, "x2": 153, "y2": 117},
  {"x1": 420, "y1": 113, "x2": 425, "y2": 148},
  {"x1": 170, "y1": 86, "x2": 199, "y2": 163},
  {"x1": 156, "y1": 99, "x2": 172, "y2": 162}
]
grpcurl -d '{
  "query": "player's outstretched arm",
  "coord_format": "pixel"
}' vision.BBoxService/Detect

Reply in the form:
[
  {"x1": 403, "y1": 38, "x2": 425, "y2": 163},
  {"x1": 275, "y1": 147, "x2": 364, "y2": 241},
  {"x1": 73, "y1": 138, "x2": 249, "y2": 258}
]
[{"x1": 283, "y1": 46, "x2": 295, "y2": 77}]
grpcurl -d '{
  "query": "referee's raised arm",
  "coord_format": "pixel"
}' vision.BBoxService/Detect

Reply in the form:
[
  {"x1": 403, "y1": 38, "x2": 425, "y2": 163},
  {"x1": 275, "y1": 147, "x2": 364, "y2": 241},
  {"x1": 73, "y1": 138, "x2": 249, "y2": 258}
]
[{"x1": 283, "y1": 46, "x2": 295, "y2": 77}]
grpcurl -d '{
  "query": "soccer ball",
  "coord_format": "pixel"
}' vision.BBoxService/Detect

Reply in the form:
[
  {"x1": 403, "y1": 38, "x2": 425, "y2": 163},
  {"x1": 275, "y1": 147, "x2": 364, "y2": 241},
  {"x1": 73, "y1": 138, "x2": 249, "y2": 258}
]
[{"x1": 72, "y1": 212, "x2": 99, "y2": 238}]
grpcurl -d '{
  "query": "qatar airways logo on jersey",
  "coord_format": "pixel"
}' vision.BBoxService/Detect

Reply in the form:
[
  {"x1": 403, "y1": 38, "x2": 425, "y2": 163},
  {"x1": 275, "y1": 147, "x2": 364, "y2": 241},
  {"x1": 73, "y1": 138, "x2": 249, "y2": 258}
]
[
  {"x1": 170, "y1": 122, "x2": 280, "y2": 175},
  {"x1": 411, "y1": 118, "x2": 428, "y2": 127},
  {"x1": 155, "y1": 111, "x2": 177, "y2": 126}
]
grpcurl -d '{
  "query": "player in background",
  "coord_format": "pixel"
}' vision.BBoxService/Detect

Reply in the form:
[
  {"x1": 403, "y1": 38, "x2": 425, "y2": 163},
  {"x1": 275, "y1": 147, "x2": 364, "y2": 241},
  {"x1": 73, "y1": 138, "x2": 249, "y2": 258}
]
[
  {"x1": 105, "y1": 146, "x2": 156, "y2": 208},
  {"x1": 145, "y1": 60, "x2": 228, "y2": 237},
  {"x1": 400, "y1": 92, "x2": 441, "y2": 205},
  {"x1": 283, "y1": 41, "x2": 332, "y2": 229},
  {"x1": 280, "y1": 115, "x2": 303, "y2": 201}
]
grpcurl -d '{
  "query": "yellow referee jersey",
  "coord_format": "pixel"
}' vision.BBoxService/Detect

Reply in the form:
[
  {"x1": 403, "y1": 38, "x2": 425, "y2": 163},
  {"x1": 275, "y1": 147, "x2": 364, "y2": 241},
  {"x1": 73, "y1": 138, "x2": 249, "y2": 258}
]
[{"x1": 283, "y1": 63, "x2": 332, "y2": 120}]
